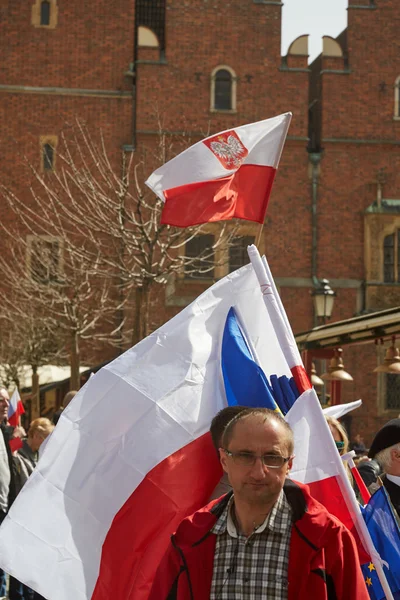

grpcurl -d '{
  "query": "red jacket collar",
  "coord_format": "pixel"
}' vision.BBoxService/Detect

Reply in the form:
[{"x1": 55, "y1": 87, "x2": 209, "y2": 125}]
[{"x1": 172, "y1": 479, "x2": 338, "y2": 552}]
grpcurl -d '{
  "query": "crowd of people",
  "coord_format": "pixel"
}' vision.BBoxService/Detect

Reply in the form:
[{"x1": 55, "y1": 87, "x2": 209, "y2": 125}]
[
  {"x1": 0, "y1": 386, "x2": 399, "y2": 599},
  {"x1": 0, "y1": 388, "x2": 76, "y2": 600}
]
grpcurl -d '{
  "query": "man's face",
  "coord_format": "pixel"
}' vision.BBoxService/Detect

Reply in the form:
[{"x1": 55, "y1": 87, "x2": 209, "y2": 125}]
[
  {"x1": 30, "y1": 431, "x2": 47, "y2": 452},
  {"x1": 0, "y1": 389, "x2": 10, "y2": 422},
  {"x1": 220, "y1": 416, "x2": 293, "y2": 507}
]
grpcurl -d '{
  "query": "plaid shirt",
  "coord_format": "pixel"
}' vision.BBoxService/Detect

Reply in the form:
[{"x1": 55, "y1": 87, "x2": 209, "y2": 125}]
[{"x1": 210, "y1": 491, "x2": 292, "y2": 599}]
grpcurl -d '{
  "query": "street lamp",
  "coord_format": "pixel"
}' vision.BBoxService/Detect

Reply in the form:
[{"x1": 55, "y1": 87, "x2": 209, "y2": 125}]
[{"x1": 312, "y1": 279, "x2": 336, "y2": 324}]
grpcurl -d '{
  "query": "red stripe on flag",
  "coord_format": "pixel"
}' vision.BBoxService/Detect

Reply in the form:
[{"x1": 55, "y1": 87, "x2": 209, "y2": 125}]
[
  {"x1": 350, "y1": 466, "x2": 371, "y2": 505},
  {"x1": 161, "y1": 164, "x2": 276, "y2": 227},
  {"x1": 290, "y1": 365, "x2": 311, "y2": 394},
  {"x1": 92, "y1": 432, "x2": 222, "y2": 600},
  {"x1": 308, "y1": 477, "x2": 370, "y2": 564},
  {"x1": 8, "y1": 414, "x2": 19, "y2": 428},
  {"x1": 18, "y1": 400, "x2": 25, "y2": 416}
]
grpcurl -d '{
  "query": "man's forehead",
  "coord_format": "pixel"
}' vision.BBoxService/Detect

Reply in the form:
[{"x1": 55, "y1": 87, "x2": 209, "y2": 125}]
[
  {"x1": 230, "y1": 415, "x2": 285, "y2": 441},
  {"x1": 0, "y1": 388, "x2": 9, "y2": 400}
]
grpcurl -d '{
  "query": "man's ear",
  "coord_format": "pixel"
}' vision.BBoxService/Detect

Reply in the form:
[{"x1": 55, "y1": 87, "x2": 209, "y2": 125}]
[
  {"x1": 219, "y1": 448, "x2": 228, "y2": 473},
  {"x1": 392, "y1": 449, "x2": 400, "y2": 464},
  {"x1": 287, "y1": 456, "x2": 294, "y2": 473}
]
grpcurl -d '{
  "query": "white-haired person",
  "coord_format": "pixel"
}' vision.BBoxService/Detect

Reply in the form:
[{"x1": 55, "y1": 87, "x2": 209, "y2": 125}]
[{"x1": 368, "y1": 418, "x2": 400, "y2": 517}]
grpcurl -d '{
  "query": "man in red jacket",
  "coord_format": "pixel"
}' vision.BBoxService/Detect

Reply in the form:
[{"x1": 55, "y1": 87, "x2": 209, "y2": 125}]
[{"x1": 149, "y1": 408, "x2": 369, "y2": 600}]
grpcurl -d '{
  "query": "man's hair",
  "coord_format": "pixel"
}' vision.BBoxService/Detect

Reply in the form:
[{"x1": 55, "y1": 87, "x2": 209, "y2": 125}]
[
  {"x1": 210, "y1": 406, "x2": 247, "y2": 451},
  {"x1": 222, "y1": 408, "x2": 294, "y2": 455},
  {"x1": 376, "y1": 442, "x2": 400, "y2": 471},
  {"x1": 28, "y1": 417, "x2": 54, "y2": 439},
  {"x1": 62, "y1": 390, "x2": 77, "y2": 409}
]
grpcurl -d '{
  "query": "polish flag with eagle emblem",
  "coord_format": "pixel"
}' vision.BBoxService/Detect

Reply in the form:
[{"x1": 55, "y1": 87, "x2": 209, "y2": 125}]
[{"x1": 145, "y1": 113, "x2": 292, "y2": 227}]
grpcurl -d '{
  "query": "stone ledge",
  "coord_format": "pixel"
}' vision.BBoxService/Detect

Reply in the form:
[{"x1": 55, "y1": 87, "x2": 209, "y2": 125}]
[
  {"x1": 0, "y1": 84, "x2": 132, "y2": 98},
  {"x1": 348, "y1": 3, "x2": 377, "y2": 9}
]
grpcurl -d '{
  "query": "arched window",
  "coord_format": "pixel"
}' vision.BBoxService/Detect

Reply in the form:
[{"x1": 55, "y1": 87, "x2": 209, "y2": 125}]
[
  {"x1": 394, "y1": 76, "x2": 400, "y2": 119},
  {"x1": 31, "y1": 0, "x2": 57, "y2": 28},
  {"x1": 211, "y1": 66, "x2": 236, "y2": 112},
  {"x1": 40, "y1": 0, "x2": 50, "y2": 26},
  {"x1": 138, "y1": 26, "x2": 159, "y2": 48}
]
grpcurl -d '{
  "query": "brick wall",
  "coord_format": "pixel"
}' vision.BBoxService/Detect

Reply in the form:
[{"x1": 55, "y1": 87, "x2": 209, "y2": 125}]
[{"x1": 1, "y1": 0, "x2": 400, "y2": 442}]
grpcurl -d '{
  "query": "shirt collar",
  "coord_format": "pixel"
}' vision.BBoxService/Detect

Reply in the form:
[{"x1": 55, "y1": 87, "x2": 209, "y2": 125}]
[
  {"x1": 211, "y1": 490, "x2": 291, "y2": 538},
  {"x1": 386, "y1": 473, "x2": 400, "y2": 487}
]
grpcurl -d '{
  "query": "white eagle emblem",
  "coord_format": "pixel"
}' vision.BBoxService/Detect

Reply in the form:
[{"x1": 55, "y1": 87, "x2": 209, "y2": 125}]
[{"x1": 204, "y1": 131, "x2": 248, "y2": 170}]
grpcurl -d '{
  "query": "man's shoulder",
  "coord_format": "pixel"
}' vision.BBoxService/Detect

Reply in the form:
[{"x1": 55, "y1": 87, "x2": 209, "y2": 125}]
[
  {"x1": 173, "y1": 493, "x2": 231, "y2": 547},
  {"x1": 285, "y1": 479, "x2": 352, "y2": 543}
]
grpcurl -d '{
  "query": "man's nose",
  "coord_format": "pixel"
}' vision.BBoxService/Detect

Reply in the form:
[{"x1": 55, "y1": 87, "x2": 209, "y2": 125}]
[{"x1": 249, "y1": 457, "x2": 268, "y2": 478}]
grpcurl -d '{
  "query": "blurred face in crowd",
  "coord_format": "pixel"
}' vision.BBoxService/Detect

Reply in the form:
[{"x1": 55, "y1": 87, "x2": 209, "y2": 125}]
[
  {"x1": 0, "y1": 389, "x2": 9, "y2": 422},
  {"x1": 28, "y1": 418, "x2": 55, "y2": 452},
  {"x1": 30, "y1": 431, "x2": 47, "y2": 452}
]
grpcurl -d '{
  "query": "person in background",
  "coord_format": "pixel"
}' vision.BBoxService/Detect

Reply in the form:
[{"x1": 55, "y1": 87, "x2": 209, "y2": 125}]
[
  {"x1": 52, "y1": 390, "x2": 77, "y2": 426},
  {"x1": 326, "y1": 415, "x2": 349, "y2": 456},
  {"x1": 325, "y1": 415, "x2": 381, "y2": 495},
  {"x1": 351, "y1": 433, "x2": 367, "y2": 456},
  {"x1": 368, "y1": 419, "x2": 400, "y2": 516},
  {"x1": 16, "y1": 418, "x2": 54, "y2": 478},
  {"x1": 9, "y1": 418, "x2": 54, "y2": 600},
  {"x1": 0, "y1": 388, "x2": 15, "y2": 600},
  {"x1": 209, "y1": 405, "x2": 247, "y2": 500}
]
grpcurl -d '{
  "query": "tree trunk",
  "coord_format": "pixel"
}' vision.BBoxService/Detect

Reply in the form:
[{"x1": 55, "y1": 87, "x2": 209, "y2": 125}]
[
  {"x1": 70, "y1": 331, "x2": 81, "y2": 391},
  {"x1": 132, "y1": 282, "x2": 150, "y2": 345},
  {"x1": 31, "y1": 367, "x2": 40, "y2": 420}
]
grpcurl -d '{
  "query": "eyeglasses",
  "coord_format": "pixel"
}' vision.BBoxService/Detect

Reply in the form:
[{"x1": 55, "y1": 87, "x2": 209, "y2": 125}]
[{"x1": 223, "y1": 449, "x2": 292, "y2": 469}]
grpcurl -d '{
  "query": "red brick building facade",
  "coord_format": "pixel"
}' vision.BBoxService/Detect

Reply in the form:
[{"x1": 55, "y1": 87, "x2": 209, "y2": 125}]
[{"x1": 1, "y1": 0, "x2": 399, "y2": 442}]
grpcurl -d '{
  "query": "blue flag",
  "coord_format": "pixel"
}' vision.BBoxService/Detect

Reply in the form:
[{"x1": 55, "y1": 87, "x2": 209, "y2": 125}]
[
  {"x1": 361, "y1": 486, "x2": 400, "y2": 599},
  {"x1": 221, "y1": 307, "x2": 280, "y2": 410},
  {"x1": 221, "y1": 307, "x2": 301, "y2": 414}
]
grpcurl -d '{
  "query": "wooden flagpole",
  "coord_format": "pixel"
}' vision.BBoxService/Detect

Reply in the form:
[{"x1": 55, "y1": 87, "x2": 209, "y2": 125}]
[{"x1": 255, "y1": 221, "x2": 264, "y2": 248}]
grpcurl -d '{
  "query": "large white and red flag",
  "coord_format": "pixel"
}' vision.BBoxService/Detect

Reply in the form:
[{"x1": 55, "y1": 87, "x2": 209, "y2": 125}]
[
  {"x1": 145, "y1": 113, "x2": 291, "y2": 227},
  {"x1": 0, "y1": 263, "x2": 294, "y2": 600}
]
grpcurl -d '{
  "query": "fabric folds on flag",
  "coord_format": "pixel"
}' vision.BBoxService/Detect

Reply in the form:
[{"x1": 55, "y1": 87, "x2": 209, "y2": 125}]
[
  {"x1": 8, "y1": 388, "x2": 24, "y2": 428},
  {"x1": 145, "y1": 113, "x2": 292, "y2": 227},
  {"x1": 0, "y1": 263, "x2": 291, "y2": 600}
]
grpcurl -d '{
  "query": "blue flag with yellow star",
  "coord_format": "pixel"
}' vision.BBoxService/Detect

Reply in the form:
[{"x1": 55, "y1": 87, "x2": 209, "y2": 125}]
[{"x1": 361, "y1": 486, "x2": 400, "y2": 599}]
